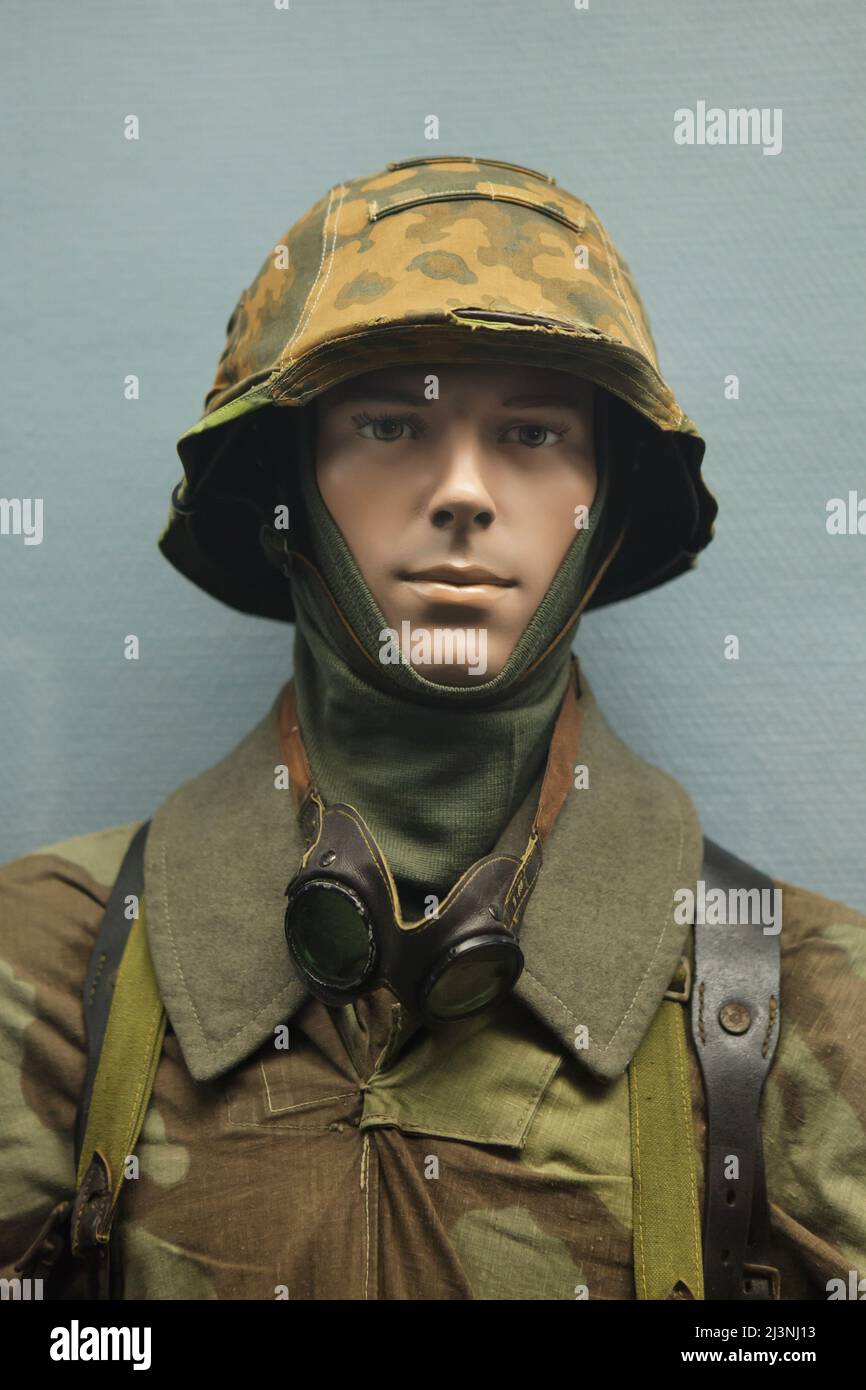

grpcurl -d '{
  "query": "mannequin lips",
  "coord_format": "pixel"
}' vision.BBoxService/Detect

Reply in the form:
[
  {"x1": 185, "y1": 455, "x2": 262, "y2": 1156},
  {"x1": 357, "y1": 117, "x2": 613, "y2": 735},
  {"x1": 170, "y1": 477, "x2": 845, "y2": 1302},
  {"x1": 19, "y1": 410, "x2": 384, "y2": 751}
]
[
  {"x1": 405, "y1": 564, "x2": 513, "y2": 586},
  {"x1": 399, "y1": 563, "x2": 516, "y2": 607}
]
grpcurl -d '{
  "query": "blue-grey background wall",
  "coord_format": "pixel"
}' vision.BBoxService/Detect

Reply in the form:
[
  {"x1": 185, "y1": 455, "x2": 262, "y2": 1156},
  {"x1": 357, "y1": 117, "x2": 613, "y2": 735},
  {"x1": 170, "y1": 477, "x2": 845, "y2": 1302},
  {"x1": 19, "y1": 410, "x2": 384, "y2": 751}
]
[{"x1": 2, "y1": 0, "x2": 864, "y2": 908}]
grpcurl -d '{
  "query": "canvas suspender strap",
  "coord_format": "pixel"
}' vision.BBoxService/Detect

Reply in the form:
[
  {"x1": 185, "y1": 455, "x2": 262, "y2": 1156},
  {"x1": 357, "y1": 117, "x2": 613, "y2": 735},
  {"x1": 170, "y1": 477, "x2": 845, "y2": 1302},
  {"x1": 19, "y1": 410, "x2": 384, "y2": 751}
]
[
  {"x1": 691, "y1": 837, "x2": 781, "y2": 1300},
  {"x1": 14, "y1": 821, "x2": 165, "y2": 1298},
  {"x1": 69, "y1": 901, "x2": 166, "y2": 1287},
  {"x1": 629, "y1": 998, "x2": 704, "y2": 1299},
  {"x1": 74, "y1": 820, "x2": 152, "y2": 1168},
  {"x1": 71, "y1": 820, "x2": 165, "y2": 1297}
]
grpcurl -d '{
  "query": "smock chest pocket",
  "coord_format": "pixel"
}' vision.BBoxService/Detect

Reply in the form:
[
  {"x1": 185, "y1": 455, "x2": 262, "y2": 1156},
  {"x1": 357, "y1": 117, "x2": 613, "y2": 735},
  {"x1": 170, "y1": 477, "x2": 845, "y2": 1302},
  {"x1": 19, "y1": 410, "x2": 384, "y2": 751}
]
[
  {"x1": 223, "y1": 1021, "x2": 361, "y2": 1131},
  {"x1": 359, "y1": 994, "x2": 562, "y2": 1148}
]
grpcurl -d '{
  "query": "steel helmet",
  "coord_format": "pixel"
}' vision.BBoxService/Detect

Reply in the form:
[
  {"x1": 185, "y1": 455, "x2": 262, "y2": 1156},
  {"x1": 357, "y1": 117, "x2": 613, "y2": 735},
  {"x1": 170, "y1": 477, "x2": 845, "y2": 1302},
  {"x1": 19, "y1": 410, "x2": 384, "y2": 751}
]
[{"x1": 160, "y1": 154, "x2": 716, "y2": 617}]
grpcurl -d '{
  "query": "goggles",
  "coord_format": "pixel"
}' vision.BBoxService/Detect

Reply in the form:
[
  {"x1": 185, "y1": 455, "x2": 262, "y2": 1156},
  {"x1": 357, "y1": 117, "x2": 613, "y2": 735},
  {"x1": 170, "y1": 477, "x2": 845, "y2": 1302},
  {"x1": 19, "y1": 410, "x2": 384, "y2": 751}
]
[{"x1": 278, "y1": 662, "x2": 583, "y2": 1023}]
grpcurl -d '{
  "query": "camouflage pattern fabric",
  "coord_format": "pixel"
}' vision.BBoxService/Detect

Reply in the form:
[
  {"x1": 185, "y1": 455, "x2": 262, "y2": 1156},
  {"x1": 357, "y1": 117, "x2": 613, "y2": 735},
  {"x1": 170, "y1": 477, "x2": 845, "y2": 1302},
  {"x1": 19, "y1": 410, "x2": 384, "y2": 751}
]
[{"x1": 202, "y1": 155, "x2": 690, "y2": 426}]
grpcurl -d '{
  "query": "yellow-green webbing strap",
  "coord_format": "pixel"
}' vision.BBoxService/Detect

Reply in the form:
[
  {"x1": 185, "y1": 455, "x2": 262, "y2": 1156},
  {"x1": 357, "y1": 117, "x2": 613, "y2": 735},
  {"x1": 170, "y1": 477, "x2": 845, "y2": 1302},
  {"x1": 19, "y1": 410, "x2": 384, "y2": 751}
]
[
  {"x1": 628, "y1": 998, "x2": 704, "y2": 1299},
  {"x1": 75, "y1": 899, "x2": 167, "y2": 1229}
]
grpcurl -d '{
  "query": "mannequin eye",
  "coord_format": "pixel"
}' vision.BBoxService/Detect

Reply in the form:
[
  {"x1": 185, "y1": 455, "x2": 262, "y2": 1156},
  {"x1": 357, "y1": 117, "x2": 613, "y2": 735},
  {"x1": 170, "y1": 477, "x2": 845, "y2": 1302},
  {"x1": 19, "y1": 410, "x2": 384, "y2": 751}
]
[
  {"x1": 352, "y1": 411, "x2": 426, "y2": 442},
  {"x1": 500, "y1": 422, "x2": 570, "y2": 448}
]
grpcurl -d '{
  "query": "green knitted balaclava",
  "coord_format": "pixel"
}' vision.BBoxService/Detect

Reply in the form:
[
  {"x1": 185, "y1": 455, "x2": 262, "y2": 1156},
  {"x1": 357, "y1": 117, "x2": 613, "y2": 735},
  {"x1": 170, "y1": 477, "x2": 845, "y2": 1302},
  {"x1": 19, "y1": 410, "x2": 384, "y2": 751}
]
[{"x1": 284, "y1": 386, "x2": 613, "y2": 911}]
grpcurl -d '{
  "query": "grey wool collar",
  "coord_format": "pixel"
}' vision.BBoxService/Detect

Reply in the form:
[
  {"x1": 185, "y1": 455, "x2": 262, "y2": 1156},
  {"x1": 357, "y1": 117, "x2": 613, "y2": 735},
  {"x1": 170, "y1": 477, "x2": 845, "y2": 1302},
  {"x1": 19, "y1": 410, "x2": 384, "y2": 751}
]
[{"x1": 143, "y1": 661, "x2": 704, "y2": 1084}]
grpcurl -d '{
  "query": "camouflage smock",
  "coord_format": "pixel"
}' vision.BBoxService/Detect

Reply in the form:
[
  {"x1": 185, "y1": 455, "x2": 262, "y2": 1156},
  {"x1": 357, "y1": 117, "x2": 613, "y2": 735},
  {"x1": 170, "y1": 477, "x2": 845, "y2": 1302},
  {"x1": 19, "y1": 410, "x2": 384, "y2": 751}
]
[{"x1": 1, "y1": 667, "x2": 865, "y2": 1300}]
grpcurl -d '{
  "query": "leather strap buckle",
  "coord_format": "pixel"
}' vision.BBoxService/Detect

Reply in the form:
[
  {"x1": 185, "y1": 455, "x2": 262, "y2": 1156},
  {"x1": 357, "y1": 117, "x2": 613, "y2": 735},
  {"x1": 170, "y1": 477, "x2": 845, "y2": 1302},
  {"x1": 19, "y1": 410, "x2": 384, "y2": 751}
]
[{"x1": 742, "y1": 1262, "x2": 781, "y2": 1300}]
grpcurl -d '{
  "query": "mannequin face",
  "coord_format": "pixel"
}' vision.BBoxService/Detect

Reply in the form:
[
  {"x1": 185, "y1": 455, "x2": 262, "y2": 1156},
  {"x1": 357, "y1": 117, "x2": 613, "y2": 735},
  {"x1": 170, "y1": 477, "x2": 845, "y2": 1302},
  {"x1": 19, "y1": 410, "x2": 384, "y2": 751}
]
[{"x1": 314, "y1": 362, "x2": 597, "y2": 684}]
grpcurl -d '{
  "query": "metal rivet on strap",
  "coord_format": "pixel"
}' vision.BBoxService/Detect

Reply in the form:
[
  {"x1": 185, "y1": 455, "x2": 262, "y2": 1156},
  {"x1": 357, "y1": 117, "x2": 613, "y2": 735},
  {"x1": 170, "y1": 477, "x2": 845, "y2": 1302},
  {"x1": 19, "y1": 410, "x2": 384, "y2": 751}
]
[
  {"x1": 719, "y1": 1001, "x2": 752, "y2": 1035},
  {"x1": 319, "y1": 850, "x2": 336, "y2": 867}
]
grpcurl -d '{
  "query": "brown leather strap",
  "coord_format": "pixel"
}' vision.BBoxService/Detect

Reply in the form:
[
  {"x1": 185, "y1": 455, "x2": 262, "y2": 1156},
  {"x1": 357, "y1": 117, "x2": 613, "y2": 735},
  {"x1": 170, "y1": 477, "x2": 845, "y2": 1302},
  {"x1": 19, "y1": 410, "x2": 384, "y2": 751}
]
[
  {"x1": 532, "y1": 662, "x2": 582, "y2": 844},
  {"x1": 278, "y1": 681, "x2": 315, "y2": 810},
  {"x1": 278, "y1": 660, "x2": 582, "y2": 845},
  {"x1": 691, "y1": 838, "x2": 781, "y2": 1300}
]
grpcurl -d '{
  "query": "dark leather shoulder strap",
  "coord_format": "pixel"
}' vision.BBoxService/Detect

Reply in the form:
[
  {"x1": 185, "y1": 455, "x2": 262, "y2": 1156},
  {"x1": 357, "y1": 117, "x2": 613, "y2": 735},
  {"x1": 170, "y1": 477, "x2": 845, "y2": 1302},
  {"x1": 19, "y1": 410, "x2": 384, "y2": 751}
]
[
  {"x1": 74, "y1": 820, "x2": 151, "y2": 1170},
  {"x1": 692, "y1": 836, "x2": 782, "y2": 1300}
]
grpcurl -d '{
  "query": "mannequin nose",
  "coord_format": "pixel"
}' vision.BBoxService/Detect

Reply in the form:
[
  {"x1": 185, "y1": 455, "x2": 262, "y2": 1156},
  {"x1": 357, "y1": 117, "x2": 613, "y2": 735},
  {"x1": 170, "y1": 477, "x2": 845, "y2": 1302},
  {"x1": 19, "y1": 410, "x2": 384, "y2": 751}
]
[{"x1": 427, "y1": 439, "x2": 497, "y2": 532}]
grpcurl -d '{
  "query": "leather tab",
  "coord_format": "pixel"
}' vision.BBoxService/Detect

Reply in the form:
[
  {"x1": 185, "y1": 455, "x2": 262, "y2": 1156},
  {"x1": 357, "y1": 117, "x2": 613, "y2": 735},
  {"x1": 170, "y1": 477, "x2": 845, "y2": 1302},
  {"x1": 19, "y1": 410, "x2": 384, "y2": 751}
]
[
  {"x1": 70, "y1": 1150, "x2": 113, "y2": 1255},
  {"x1": 13, "y1": 1199, "x2": 73, "y2": 1282},
  {"x1": 664, "y1": 954, "x2": 691, "y2": 1003}
]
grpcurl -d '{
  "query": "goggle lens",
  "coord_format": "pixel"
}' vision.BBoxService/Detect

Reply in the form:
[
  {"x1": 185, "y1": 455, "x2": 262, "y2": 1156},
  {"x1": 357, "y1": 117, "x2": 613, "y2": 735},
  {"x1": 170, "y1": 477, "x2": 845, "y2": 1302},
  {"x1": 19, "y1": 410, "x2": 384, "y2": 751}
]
[
  {"x1": 286, "y1": 882, "x2": 374, "y2": 990},
  {"x1": 425, "y1": 941, "x2": 521, "y2": 1020}
]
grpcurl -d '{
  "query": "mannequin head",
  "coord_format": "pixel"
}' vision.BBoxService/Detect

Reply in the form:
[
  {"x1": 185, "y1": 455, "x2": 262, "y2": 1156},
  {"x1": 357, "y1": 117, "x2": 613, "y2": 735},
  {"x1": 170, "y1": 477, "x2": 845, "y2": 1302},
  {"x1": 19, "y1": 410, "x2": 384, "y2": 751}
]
[{"x1": 313, "y1": 362, "x2": 597, "y2": 684}]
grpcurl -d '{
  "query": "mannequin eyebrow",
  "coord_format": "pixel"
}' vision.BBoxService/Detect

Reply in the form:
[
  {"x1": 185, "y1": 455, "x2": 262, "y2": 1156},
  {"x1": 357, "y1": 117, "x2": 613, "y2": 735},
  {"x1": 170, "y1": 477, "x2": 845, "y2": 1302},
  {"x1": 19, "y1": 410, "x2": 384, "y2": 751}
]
[
  {"x1": 501, "y1": 393, "x2": 584, "y2": 409},
  {"x1": 338, "y1": 389, "x2": 584, "y2": 409}
]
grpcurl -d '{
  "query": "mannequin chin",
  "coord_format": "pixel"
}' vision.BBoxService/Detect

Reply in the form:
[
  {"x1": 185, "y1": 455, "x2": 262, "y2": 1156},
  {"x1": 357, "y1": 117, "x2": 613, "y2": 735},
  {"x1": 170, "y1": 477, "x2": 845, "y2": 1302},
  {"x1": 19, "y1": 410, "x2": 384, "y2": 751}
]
[{"x1": 314, "y1": 361, "x2": 597, "y2": 683}]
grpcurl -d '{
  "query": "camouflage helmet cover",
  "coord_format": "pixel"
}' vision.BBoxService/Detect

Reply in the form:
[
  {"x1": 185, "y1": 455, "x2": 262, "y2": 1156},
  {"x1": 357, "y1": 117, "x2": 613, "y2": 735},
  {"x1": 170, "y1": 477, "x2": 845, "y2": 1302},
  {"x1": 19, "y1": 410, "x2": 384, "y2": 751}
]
[{"x1": 160, "y1": 155, "x2": 716, "y2": 619}]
